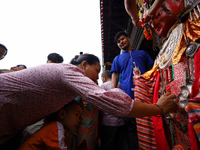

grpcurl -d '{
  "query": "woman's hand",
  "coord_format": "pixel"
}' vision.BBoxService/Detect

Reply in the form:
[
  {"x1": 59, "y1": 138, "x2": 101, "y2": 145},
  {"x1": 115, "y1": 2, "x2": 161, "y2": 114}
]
[{"x1": 156, "y1": 92, "x2": 178, "y2": 115}]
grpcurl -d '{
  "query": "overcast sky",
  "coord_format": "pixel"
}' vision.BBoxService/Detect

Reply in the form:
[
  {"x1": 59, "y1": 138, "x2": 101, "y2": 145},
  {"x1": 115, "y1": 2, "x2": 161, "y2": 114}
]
[{"x1": 0, "y1": 0, "x2": 103, "y2": 83}]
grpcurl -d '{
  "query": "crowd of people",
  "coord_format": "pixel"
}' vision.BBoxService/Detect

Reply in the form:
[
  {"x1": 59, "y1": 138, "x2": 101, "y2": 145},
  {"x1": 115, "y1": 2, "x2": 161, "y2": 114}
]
[
  {"x1": 1, "y1": 0, "x2": 199, "y2": 149},
  {"x1": 0, "y1": 39, "x2": 176, "y2": 150}
]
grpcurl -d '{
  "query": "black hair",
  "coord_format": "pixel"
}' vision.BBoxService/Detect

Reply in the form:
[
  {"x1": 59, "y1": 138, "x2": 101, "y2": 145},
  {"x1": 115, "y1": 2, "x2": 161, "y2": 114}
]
[
  {"x1": 101, "y1": 70, "x2": 112, "y2": 79},
  {"x1": 70, "y1": 53, "x2": 100, "y2": 66},
  {"x1": 44, "y1": 99, "x2": 83, "y2": 124},
  {"x1": 17, "y1": 64, "x2": 27, "y2": 69},
  {"x1": 0, "y1": 43, "x2": 8, "y2": 56},
  {"x1": 47, "y1": 53, "x2": 64, "y2": 63},
  {"x1": 114, "y1": 31, "x2": 129, "y2": 44}
]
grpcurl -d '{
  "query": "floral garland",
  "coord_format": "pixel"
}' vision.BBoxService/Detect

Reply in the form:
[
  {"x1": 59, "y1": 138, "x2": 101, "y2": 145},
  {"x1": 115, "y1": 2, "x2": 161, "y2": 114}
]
[
  {"x1": 138, "y1": 0, "x2": 155, "y2": 41},
  {"x1": 142, "y1": 24, "x2": 153, "y2": 40}
]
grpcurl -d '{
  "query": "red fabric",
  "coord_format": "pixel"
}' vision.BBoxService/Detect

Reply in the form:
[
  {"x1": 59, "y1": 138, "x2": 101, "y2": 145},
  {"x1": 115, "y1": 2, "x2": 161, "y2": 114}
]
[
  {"x1": 152, "y1": 48, "x2": 200, "y2": 150},
  {"x1": 152, "y1": 72, "x2": 170, "y2": 150},
  {"x1": 188, "y1": 48, "x2": 200, "y2": 150},
  {"x1": 189, "y1": 117, "x2": 199, "y2": 150},
  {"x1": 191, "y1": 48, "x2": 200, "y2": 98}
]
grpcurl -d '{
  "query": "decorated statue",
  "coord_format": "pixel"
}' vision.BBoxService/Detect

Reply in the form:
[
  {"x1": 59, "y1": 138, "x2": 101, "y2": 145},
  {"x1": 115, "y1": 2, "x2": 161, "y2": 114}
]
[{"x1": 125, "y1": 0, "x2": 200, "y2": 149}]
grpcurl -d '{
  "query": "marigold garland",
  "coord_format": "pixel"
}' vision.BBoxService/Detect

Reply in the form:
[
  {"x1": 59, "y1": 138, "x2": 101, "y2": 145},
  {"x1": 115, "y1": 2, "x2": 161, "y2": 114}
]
[{"x1": 142, "y1": 24, "x2": 153, "y2": 40}]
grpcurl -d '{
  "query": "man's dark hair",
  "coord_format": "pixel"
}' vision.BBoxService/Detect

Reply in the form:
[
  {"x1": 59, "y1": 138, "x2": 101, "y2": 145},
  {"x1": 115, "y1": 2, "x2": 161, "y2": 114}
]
[
  {"x1": 114, "y1": 31, "x2": 129, "y2": 44},
  {"x1": 47, "y1": 53, "x2": 64, "y2": 63},
  {"x1": 101, "y1": 70, "x2": 112, "y2": 79},
  {"x1": 0, "y1": 43, "x2": 8, "y2": 56},
  {"x1": 17, "y1": 64, "x2": 27, "y2": 69}
]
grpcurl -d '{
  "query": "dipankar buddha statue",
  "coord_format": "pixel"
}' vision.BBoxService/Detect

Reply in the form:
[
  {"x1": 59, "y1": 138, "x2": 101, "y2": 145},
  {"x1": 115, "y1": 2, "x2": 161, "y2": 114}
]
[{"x1": 126, "y1": 0, "x2": 200, "y2": 149}]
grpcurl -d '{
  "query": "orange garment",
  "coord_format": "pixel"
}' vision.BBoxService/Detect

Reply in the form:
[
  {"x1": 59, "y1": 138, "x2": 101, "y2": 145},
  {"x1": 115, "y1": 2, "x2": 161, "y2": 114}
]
[{"x1": 18, "y1": 121, "x2": 67, "y2": 150}]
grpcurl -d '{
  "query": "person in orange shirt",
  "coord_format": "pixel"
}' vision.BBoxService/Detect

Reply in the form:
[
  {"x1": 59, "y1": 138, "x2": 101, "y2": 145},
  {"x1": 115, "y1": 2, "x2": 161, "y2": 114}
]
[{"x1": 18, "y1": 99, "x2": 83, "y2": 150}]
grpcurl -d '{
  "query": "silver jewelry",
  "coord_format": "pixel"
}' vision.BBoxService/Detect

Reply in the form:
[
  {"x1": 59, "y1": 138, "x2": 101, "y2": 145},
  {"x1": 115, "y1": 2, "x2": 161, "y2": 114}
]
[
  {"x1": 185, "y1": 42, "x2": 200, "y2": 58},
  {"x1": 147, "y1": 10, "x2": 153, "y2": 17},
  {"x1": 173, "y1": 99, "x2": 177, "y2": 104},
  {"x1": 157, "y1": 23, "x2": 183, "y2": 69},
  {"x1": 131, "y1": 17, "x2": 139, "y2": 22}
]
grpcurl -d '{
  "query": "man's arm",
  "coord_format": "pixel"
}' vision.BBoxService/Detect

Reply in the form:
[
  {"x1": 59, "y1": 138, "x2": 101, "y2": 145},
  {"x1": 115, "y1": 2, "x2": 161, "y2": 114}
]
[
  {"x1": 124, "y1": 0, "x2": 166, "y2": 24},
  {"x1": 111, "y1": 72, "x2": 119, "y2": 89},
  {"x1": 124, "y1": 0, "x2": 141, "y2": 28}
]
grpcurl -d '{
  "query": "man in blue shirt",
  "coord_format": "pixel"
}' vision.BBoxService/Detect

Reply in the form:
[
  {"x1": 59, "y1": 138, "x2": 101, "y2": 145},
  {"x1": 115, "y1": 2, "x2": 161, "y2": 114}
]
[{"x1": 110, "y1": 31, "x2": 153, "y2": 150}]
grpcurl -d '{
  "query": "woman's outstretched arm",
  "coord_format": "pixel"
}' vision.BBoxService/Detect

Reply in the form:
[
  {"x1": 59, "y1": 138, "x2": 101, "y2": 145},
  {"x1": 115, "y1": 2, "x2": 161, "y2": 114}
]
[{"x1": 126, "y1": 92, "x2": 177, "y2": 118}]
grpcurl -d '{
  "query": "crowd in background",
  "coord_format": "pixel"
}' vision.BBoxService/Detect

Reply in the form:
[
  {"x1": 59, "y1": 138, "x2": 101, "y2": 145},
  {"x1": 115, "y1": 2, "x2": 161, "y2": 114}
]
[
  {"x1": 0, "y1": 22, "x2": 177, "y2": 150},
  {"x1": 1, "y1": 35, "x2": 153, "y2": 150},
  {"x1": 0, "y1": 0, "x2": 199, "y2": 149},
  {"x1": 0, "y1": 25, "x2": 177, "y2": 150}
]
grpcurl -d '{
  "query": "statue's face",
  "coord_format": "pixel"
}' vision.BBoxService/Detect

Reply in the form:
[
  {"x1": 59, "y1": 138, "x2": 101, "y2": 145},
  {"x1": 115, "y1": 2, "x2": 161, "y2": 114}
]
[{"x1": 150, "y1": 0, "x2": 185, "y2": 37}]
